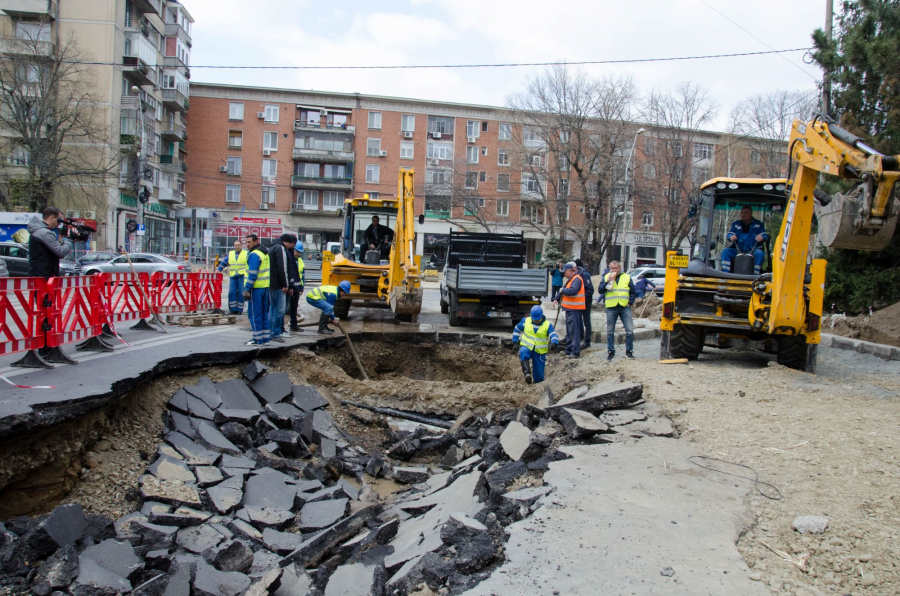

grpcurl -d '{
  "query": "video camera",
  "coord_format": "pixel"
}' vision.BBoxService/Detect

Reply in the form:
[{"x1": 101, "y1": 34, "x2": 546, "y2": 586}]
[{"x1": 59, "y1": 217, "x2": 96, "y2": 243}]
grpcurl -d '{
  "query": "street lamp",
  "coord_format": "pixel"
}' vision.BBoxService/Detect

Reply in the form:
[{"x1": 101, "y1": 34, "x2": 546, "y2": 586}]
[{"x1": 619, "y1": 127, "x2": 645, "y2": 270}]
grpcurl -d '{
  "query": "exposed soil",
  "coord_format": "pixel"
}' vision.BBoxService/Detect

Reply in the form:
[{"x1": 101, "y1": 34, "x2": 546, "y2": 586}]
[{"x1": 827, "y1": 301, "x2": 900, "y2": 347}]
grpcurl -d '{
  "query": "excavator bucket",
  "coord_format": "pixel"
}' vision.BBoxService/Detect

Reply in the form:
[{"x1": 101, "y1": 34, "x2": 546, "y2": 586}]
[
  {"x1": 390, "y1": 286, "x2": 423, "y2": 318},
  {"x1": 815, "y1": 184, "x2": 900, "y2": 252}
]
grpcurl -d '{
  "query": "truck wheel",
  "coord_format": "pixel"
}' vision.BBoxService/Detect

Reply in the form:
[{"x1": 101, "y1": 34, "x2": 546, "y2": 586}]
[
  {"x1": 670, "y1": 324, "x2": 704, "y2": 360},
  {"x1": 448, "y1": 293, "x2": 460, "y2": 326},
  {"x1": 333, "y1": 299, "x2": 351, "y2": 319},
  {"x1": 777, "y1": 335, "x2": 815, "y2": 372},
  {"x1": 440, "y1": 300, "x2": 449, "y2": 315}
]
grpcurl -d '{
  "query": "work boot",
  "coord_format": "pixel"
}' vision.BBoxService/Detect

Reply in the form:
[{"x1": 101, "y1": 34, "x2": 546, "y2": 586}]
[
  {"x1": 625, "y1": 351, "x2": 635, "y2": 360},
  {"x1": 317, "y1": 313, "x2": 334, "y2": 335},
  {"x1": 607, "y1": 351, "x2": 615, "y2": 362},
  {"x1": 580, "y1": 341, "x2": 591, "y2": 350},
  {"x1": 520, "y1": 360, "x2": 533, "y2": 385}
]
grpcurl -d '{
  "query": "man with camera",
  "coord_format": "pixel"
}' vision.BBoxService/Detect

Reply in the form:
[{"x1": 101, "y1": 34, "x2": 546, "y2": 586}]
[{"x1": 27, "y1": 207, "x2": 74, "y2": 279}]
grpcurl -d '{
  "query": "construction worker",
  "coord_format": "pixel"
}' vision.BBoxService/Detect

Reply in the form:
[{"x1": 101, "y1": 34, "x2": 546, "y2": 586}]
[
  {"x1": 574, "y1": 259, "x2": 595, "y2": 349},
  {"x1": 289, "y1": 243, "x2": 306, "y2": 332},
  {"x1": 306, "y1": 280, "x2": 351, "y2": 335},
  {"x1": 241, "y1": 234, "x2": 270, "y2": 346},
  {"x1": 598, "y1": 260, "x2": 637, "y2": 361},
  {"x1": 512, "y1": 305, "x2": 559, "y2": 384},
  {"x1": 554, "y1": 262, "x2": 585, "y2": 358},
  {"x1": 218, "y1": 240, "x2": 248, "y2": 314},
  {"x1": 721, "y1": 205, "x2": 768, "y2": 274}
]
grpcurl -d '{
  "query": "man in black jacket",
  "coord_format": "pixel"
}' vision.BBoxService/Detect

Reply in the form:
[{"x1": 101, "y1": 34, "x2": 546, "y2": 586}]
[
  {"x1": 364, "y1": 215, "x2": 393, "y2": 260},
  {"x1": 267, "y1": 233, "x2": 296, "y2": 343},
  {"x1": 27, "y1": 207, "x2": 74, "y2": 278}
]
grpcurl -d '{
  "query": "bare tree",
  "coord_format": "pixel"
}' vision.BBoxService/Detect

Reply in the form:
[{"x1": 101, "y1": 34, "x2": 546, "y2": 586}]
[
  {"x1": 636, "y1": 82, "x2": 717, "y2": 255},
  {"x1": 0, "y1": 26, "x2": 119, "y2": 212}
]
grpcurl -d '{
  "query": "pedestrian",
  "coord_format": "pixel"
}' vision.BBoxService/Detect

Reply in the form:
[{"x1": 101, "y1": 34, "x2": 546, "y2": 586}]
[
  {"x1": 117, "y1": 245, "x2": 124, "y2": 254},
  {"x1": 217, "y1": 240, "x2": 248, "y2": 314},
  {"x1": 554, "y1": 261, "x2": 585, "y2": 358},
  {"x1": 574, "y1": 259, "x2": 595, "y2": 349},
  {"x1": 597, "y1": 260, "x2": 636, "y2": 362},
  {"x1": 288, "y1": 242, "x2": 306, "y2": 332},
  {"x1": 634, "y1": 273, "x2": 657, "y2": 299},
  {"x1": 267, "y1": 233, "x2": 296, "y2": 343},
  {"x1": 27, "y1": 207, "x2": 74, "y2": 278},
  {"x1": 242, "y1": 234, "x2": 270, "y2": 346},
  {"x1": 512, "y1": 305, "x2": 559, "y2": 384},
  {"x1": 550, "y1": 261, "x2": 564, "y2": 304},
  {"x1": 306, "y1": 281, "x2": 351, "y2": 335}
]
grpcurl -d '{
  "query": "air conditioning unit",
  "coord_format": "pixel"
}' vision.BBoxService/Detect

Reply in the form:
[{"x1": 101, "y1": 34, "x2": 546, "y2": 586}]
[
  {"x1": 83, "y1": 211, "x2": 96, "y2": 219},
  {"x1": 66, "y1": 210, "x2": 80, "y2": 219},
  {"x1": 642, "y1": 223, "x2": 652, "y2": 230},
  {"x1": 379, "y1": 150, "x2": 387, "y2": 157},
  {"x1": 257, "y1": 112, "x2": 265, "y2": 119},
  {"x1": 263, "y1": 149, "x2": 271, "y2": 156},
  {"x1": 467, "y1": 136, "x2": 477, "y2": 143},
  {"x1": 403, "y1": 131, "x2": 413, "y2": 139},
  {"x1": 432, "y1": 132, "x2": 442, "y2": 139},
  {"x1": 219, "y1": 166, "x2": 228, "y2": 172},
  {"x1": 260, "y1": 203, "x2": 269, "y2": 210},
  {"x1": 429, "y1": 159, "x2": 440, "y2": 166}
]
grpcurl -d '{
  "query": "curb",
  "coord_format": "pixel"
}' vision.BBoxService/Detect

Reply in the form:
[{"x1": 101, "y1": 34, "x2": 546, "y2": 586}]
[
  {"x1": 589, "y1": 327, "x2": 661, "y2": 345},
  {"x1": 819, "y1": 333, "x2": 900, "y2": 361}
]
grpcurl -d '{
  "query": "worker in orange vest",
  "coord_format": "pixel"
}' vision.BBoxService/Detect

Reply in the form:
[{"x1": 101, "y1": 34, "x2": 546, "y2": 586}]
[{"x1": 554, "y1": 261, "x2": 585, "y2": 358}]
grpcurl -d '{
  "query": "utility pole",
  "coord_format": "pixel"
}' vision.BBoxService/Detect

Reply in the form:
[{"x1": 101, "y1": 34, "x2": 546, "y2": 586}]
[
  {"x1": 822, "y1": 0, "x2": 834, "y2": 118},
  {"x1": 131, "y1": 85, "x2": 147, "y2": 252}
]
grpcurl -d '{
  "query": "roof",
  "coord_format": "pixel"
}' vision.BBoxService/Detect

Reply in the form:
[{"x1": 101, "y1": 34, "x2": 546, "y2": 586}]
[{"x1": 700, "y1": 177, "x2": 788, "y2": 190}]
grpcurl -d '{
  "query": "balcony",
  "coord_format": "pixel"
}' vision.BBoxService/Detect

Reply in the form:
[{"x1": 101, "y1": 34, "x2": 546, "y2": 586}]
[
  {"x1": 163, "y1": 55, "x2": 187, "y2": 70},
  {"x1": 164, "y1": 22, "x2": 191, "y2": 44},
  {"x1": 291, "y1": 175, "x2": 352, "y2": 191},
  {"x1": 0, "y1": 35, "x2": 53, "y2": 56},
  {"x1": 161, "y1": 88, "x2": 188, "y2": 113},
  {"x1": 157, "y1": 186, "x2": 185, "y2": 204},
  {"x1": 131, "y1": 0, "x2": 161, "y2": 17},
  {"x1": 123, "y1": 57, "x2": 153, "y2": 86},
  {"x1": 159, "y1": 154, "x2": 186, "y2": 172},
  {"x1": 0, "y1": 0, "x2": 56, "y2": 19},
  {"x1": 160, "y1": 123, "x2": 186, "y2": 143},
  {"x1": 292, "y1": 148, "x2": 354, "y2": 163},
  {"x1": 293, "y1": 120, "x2": 355, "y2": 135}
]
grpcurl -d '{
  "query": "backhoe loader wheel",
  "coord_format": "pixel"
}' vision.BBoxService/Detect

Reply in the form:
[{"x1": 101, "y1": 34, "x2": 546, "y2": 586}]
[
  {"x1": 333, "y1": 299, "x2": 351, "y2": 319},
  {"x1": 670, "y1": 324, "x2": 704, "y2": 360},
  {"x1": 777, "y1": 335, "x2": 816, "y2": 372}
]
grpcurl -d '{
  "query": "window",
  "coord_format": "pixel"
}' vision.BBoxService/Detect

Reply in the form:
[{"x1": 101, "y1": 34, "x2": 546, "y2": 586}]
[
  {"x1": 482, "y1": 121, "x2": 489, "y2": 133},
  {"x1": 400, "y1": 141, "x2": 414, "y2": 159},
  {"x1": 299, "y1": 163, "x2": 319, "y2": 177},
  {"x1": 465, "y1": 172, "x2": 477, "y2": 189},
  {"x1": 426, "y1": 141, "x2": 452, "y2": 160},
  {"x1": 324, "y1": 164, "x2": 346, "y2": 178},
  {"x1": 692, "y1": 167, "x2": 711, "y2": 185},
  {"x1": 228, "y1": 130, "x2": 242, "y2": 149},
  {"x1": 367, "y1": 192, "x2": 380, "y2": 200},
  {"x1": 366, "y1": 164, "x2": 380, "y2": 183},
  {"x1": 644, "y1": 137, "x2": 655, "y2": 155},
  {"x1": 524, "y1": 174, "x2": 539, "y2": 193},
  {"x1": 261, "y1": 186, "x2": 276, "y2": 205},
  {"x1": 264, "y1": 104, "x2": 279, "y2": 123},
  {"x1": 479, "y1": 171, "x2": 486, "y2": 182},
  {"x1": 559, "y1": 131, "x2": 570, "y2": 144},
  {"x1": 499, "y1": 123, "x2": 512, "y2": 141},
  {"x1": 229, "y1": 102, "x2": 244, "y2": 120},
  {"x1": 524, "y1": 127, "x2": 542, "y2": 144},
  {"x1": 558, "y1": 178, "x2": 569, "y2": 197},
  {"x1": 226, "y1": 156, "x2": 242, "y2": 176},
  {"x1": 323, "y1": 191, "x2": 345, "y2": 208},
  {"x1": 225, "y1": 184, "x2": 240, "y2": 203},
  {"x1": 693, "y1": 143, "x2": 713, "y2": 160},
  {"x1": 401, "y1": 114, "x2": 415, "y2": 132},
  {"x1": 263, "y1": 132, "x2": 278, "y2": 151},
  {"x1": 262, "y1": 159, "x2": 277, "y2": 178},
  {"x1": 428, "y1": 169, "x2": 447, "y2": 186},
  {"x1": 464, "y1": 197, "x2": 485, "y2": 213},
  {"x1": 521, "y1": 203, "x2": 542, "y2": 223},
  {"x1": 466, "y1": 121, "x2": 480, "y2": 138},
  {"x1": 558, "y1": 155, "x2": 569, "y2": 171},
  {"x1": 530, "y1": 154, "x2": 543, "y2": 167},
  {"x1": 428, "y1": 116, "x2": 454, "y2": 135},
  {"x1": 367, "y1": 138, "x2": 382, "y2": 156},
  {"x1": 498, "y1": 149, "x2": 509, "y2": 166},
  {"x1": 636, "y1": 246, "x2": 657, "y2": 260},
  {"x1": 642, "y1": 211, "x2": 654, "y2": 227},
  {"x1": 667, "y1": 141, "x2": 684, "y2": 157},
  {"x1": 497, "y1": 199, "x2": 509, "y2": 217},
  {"x1": 368, "y1": 112, "x2": 382, "y2": 130},
  {"x1": 497, "y1": 174, "x2": 510, "y2": 192},
  {"x1": 5, "y1": 146, "x2": 30, "y2": 166},
  {"x1": 16, "y1": 22, "x2": 50, "y2": 42},
  {"x1": 750, "y1": 150, "x2": 761, "y2": 165},
  {"x1": 643, "y1": 163, "x2": 656, "y2": 179},
  {"x1": 295, "y1": 190, "x2": 318, "y2": 210},
  {"x1": 466, "y1": 146, "x2": 479, "y2": 164}
]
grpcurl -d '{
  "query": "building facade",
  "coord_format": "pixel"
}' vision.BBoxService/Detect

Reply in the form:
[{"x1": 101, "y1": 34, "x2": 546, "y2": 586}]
[{"x1": 0, "y1": 0, "x2": 193, "y2": 253}]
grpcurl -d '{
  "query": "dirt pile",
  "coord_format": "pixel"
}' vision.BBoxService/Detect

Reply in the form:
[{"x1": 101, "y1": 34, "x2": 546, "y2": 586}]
[
  {"x1": 826, "y1": 301, "x2": 900, "y2": 347},
  {"x1": 632, "y1": 293, "x2": 662, "y2": 321}
]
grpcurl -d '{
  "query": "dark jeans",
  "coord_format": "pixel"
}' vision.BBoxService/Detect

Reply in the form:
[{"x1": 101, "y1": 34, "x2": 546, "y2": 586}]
[
  {"x1": 289, "y1": 290, "x2": 301, "y2": 329},
  {"x1": 606, "y1": 305, "x2": 634, "y2": 353},
  {"x1": 551, "y1": 285, "x2": 562, "y2": 302},
  {"x1": 565, "y1": 309, "x2": 583, "y2": 356},
  {"x1": 582, "y1": 299, "x2": 592, "y2": 343}
]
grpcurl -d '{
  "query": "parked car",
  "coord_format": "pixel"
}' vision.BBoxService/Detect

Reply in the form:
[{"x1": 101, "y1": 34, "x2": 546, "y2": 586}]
[
  {"x1": 626, "y1": 265, "x2": 666, "y2": 295},
  {"x1": 0, "y1": 241, "x2": 82, "y2": 277},
  {"x1": 0, "y1": 257, "x2": 7, "y2": 277},
  {"x1": 81, "y1": 253, "x2": 191, "y2": 275},
  {"x1": 77, "y1": 251, "x2": 118, "y2": 266}
]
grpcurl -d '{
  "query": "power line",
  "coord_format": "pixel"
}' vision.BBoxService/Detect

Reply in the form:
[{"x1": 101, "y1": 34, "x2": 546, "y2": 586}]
[{"x1": 2, "y1": 48, "x2": 811, "y2": 71}]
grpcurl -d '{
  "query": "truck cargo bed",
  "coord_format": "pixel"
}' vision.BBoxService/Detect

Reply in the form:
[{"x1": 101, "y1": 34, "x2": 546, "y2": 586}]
[{"x1": 446, "y1": 266, "x2": 548, "y2": 296}]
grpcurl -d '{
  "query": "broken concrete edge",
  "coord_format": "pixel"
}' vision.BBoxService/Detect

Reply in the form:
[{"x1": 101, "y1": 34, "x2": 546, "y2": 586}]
[{"x1": 820, "y1": 333, "x2": 900, "y2": 362}]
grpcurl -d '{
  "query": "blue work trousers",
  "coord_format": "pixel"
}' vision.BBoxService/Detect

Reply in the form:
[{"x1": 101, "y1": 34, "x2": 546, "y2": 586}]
[
  {"x1": 228, "y1": 275, "x2": 245, "y2": 313},
  {"x1": 582, "y1": 300, "x2": 593, "y2": 343},
  {"x1": 247, "y1": 288, "x2": 270, "y2": 345},
  {"x1": 519, "y1": 346, "x2": 547, "y2": 384},
  {"x1": 268, "y1": 288, "x2": 287, "y2": 339},
  {"x1": 565, "y1": 309, "x2": 583, "y2": 356},
  {"x1": 721, "y1": 247, "x2": 764, "y2": 274},
  {"x1": 306, "y1": 296, "x2": 334, "y2": 318},
  {"x1": 606, "y1": 305, "x2": 634, "y2": 353}
]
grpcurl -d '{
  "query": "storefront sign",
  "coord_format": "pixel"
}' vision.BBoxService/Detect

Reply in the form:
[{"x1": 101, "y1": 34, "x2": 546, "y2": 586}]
[
  {"x1": 214, "y1": 224, "x2": 284, "y2": 239},
  {"x1": 232, "y1": 217, "x2": 282, "y2": 224},
  {"x1": 629, "y1": 234, "x2": 660, "y2": 244}
]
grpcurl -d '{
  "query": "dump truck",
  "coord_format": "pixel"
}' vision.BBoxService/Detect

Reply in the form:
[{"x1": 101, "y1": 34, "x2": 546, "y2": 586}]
[
  {"x1": 660, "y1": 116, "x2": 900, "y2": 372},
  {"x1": 321, "y1": 170, "x2": 423, "y2": 321},
  {"x1": 439, "y1": 231, "x2": 548, "y2": 327}
]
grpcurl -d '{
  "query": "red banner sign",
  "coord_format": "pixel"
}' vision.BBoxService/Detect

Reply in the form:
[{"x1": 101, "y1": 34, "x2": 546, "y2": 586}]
[{"x1": 232, "y1": 217, "x2": 282, "y2": 224}]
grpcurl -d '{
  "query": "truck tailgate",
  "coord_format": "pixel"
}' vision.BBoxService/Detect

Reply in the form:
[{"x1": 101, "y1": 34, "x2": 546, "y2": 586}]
[{"x1": 452, "y1": 266, "x2": 548, "y2": 296}]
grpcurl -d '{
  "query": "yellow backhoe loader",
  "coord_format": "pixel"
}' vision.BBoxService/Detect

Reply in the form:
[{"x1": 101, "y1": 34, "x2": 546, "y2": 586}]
[
  {"x1": 660, "y1": 117, "x2": 900, "y2": 372},
  {"x1": 321, "y1": 169, "x2": 423, "y2": 321}
]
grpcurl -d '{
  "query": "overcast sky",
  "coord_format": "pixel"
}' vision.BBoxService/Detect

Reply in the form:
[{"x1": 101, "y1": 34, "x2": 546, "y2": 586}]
[{"x1": 186, "y1": 0, "x2": 825, "y2": 131}]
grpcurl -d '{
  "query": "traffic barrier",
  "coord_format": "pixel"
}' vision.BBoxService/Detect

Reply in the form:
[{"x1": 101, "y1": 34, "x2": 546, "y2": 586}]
[
  {"x1": 150, "y1": 271, "x2": 197, "y2": 314},
  {"x1": 97, "y1": 272, "x2": 151, "y2": 323},
  {"x1": 194, "y1": 272, "x2": 223, "y2": 312},
  {"x1": 0, "y1": 277, "x2": 47, "y2": 356},
  {"x1": 45, "y1": 275, "x2": 102, "y2": 348}
]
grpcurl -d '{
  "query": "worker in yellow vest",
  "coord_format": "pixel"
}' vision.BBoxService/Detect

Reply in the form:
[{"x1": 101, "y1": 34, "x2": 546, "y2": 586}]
[
  {"x1": 512, "y1": 305, "x2": 560, "y2": 384},
  {"x1": 597, "y1": 259, "x2": 636, "y2": 362},
  {"x1": 289, "y1": 243, "x2": 306, "y2": 332},
  {"x1": 241, "y1": 234, "x2": 270, "y2": 346},
  {"x1": 218, "y1": 240, "x2": 248, "y2": 314},
  {"x1": 306, "y1": 281, "x2": 351, "y2": 335}
]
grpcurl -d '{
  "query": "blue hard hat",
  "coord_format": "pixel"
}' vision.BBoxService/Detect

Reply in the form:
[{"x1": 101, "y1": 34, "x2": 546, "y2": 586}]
[
  {"x1": 531, "y1": 305, "x2": 544, "y2": 320},
  {"x1": 296, "y1": 241, "x2": 303, "y2": 252},
  {"x1": 339, "y1": 281, "x2": 351, "y2": 293}
]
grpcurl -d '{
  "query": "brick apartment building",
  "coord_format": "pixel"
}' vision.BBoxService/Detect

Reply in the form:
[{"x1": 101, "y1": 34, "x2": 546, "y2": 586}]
[{"x1": 185, "y1": 83, "x2": 781, "y2": 268}]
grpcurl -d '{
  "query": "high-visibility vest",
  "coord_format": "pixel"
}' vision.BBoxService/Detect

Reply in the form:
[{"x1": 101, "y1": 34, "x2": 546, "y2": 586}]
[
  {"x1": 520, "y1": 317, "x2": 551, "y2": 354},
  {"x1": 560, "y1": 275, "x2": 586, "y2": 310},
  {"x1": 604, "y1": 273, "x2": 632, "y2": 308},
  {"x1": 307, "y1": 285, "x2": 338, "y2": 302},
  {"x1": 250, "y1": 249, "x2": 270, "y2": 289},
  {"x1": 297, "y1": 257, "x2": 305, "y2": 282},
  {"x1": 228, "y1": 250, "x2": 248, "y2": 277}
]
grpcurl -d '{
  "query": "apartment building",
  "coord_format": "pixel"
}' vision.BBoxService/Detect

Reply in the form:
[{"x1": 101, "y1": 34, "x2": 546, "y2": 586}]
[
  {"x1": 0, "y1": 0, "x2": 193, "y2": 253},
  {"x1": 186, "y1": 83, "x2": 774, "y2": 268}
]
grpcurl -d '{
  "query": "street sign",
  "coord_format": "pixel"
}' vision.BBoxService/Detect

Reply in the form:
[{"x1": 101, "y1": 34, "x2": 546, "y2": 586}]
[
  {"x1": 125, "y1": 220, "x2": 138, "y2": 234},
  {"x1": 202, "y1": 229, "x2": 212, "y2": 247},
  {"x1": 136, "y1": 223, "x2": 146, "y2": 236}
]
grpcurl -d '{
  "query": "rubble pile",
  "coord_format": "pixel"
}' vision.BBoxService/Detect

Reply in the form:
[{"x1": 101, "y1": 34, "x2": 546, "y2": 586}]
[{"x1": 0, "y1": 362, "x2": 649, "y2": 595}]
